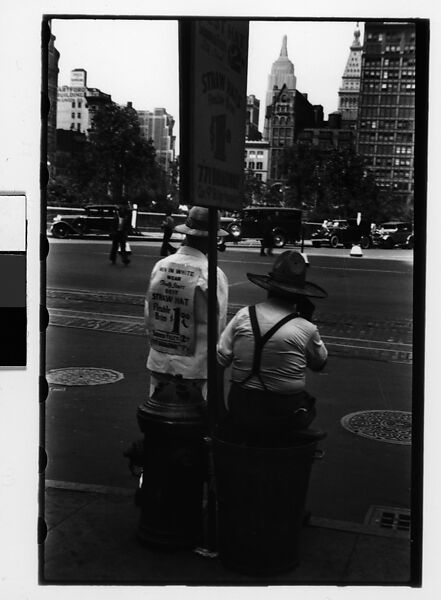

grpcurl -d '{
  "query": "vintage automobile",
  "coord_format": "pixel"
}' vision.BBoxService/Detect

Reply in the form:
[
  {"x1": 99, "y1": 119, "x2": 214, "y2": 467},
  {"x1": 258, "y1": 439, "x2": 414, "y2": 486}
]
[
  {"x1": 373, "y1": 221, "x2": 413, "y2": 249},
  {"x1": 226, "y1": 207, "x2": 302, "y2": 248},
  {"x1": 311, "y1": 218, "x2": 373, "y2": 249},
  {"x1": 50, "y1": 204, "x2": 126, "y2": 238}
]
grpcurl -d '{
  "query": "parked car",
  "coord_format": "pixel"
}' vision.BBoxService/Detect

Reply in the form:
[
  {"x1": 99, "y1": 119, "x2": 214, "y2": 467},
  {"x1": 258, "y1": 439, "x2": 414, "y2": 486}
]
[
  {"x1": 50, "y1": 204, "x2": 129, "y2": 238},
  {"x1": 373, "y1": 221, "x2": 413, "y2": 249},
  {"x1": 311, "y1": 218, "x2": 373, "y2": 249},
  {"x1": 226, "y1": 207, "x2": 302, "y2": 248}
]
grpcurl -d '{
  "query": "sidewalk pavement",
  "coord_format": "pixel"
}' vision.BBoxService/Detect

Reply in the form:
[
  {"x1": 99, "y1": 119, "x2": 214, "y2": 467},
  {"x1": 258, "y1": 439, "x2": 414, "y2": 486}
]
[{"x1": 42, "y1": 481, "x2": 411, "y2": 585}]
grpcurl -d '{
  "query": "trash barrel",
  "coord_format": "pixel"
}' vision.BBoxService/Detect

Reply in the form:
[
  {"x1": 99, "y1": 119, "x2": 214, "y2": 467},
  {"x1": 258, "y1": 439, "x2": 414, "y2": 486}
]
[
  {"x1": 212, "y1": 428, "x2": 325, "y2": 576},
  {"x1": 136, "y1": 381, "x2": 208, "y2": 549}
]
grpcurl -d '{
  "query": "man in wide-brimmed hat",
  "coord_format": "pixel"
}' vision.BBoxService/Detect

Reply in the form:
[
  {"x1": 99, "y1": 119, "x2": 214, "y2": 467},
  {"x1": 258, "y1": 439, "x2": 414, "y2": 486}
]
[
  {"x1": 217, "y1": 250, "x2": 328, "y2": 442},
  {"x1": 145, "y1": 206, "x2": 229, "y2": 400}
]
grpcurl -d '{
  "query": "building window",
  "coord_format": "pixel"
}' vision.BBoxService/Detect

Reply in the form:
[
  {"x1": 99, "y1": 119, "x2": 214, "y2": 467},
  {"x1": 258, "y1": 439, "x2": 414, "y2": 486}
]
[
  {"x1": 248, "y1": 161, "x2": 255, "y2": 169},
  {"x1": 256, "y1": 162, "x2": 263, "y2": 170},
  {"x1": 71, "y1": 112, "x2": 75, "y2": 119},
  {"x1": 77, "y1": 123, "x2": 81, "y2": 131},
  {"x1": 257, "y1": 151, "x2": 263, "y2": 156},
  {"x1": 78, "y1": 101, "x2": 82, "y2": 108},
  {"x1": 77, "y1": 113, "x2": 81, "y2": 118}
]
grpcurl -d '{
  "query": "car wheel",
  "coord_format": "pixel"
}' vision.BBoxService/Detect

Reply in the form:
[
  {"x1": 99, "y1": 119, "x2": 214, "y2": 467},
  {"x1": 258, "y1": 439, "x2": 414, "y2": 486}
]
[
  {"x1": 272, "y1": 231, "x2": 286, "y2": 248},
  {"x1": 406, "y1": 235, "x2": 414, "y2": 249},
  {"x1": 330, "y1": 234, "x2": 339, "y2": 248},
  {"x1": 52, "y1": 223, "x2": 71, "y2": 239},
  {"x1": 360, "y1": 236, "x2": 370, "y2": 250}
]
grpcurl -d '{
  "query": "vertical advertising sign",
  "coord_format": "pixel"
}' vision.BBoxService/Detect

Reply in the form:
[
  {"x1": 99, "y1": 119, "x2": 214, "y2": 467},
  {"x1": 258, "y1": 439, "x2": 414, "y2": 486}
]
[{"x1": 187, "y1": 20, "x2": 249, "y2": 210}]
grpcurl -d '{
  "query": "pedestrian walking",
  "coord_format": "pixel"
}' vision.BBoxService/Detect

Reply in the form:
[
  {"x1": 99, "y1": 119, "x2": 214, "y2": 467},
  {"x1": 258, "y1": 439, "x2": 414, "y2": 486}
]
[
  {"x1": 160, "y1": 210, "x2": 176, "y2": 256},
  {"x1": 109, "y1": 203, "x2": 132, "y2": 266},
  {"x1": 260, "y1": 214, "x2": 274, "y2": 256},
  {"x1": 217, "y1": 250, "x2": 328, "y2": 444},
  {"x1": 145, "y1": 205, "x2": 229, "y2": 401}
]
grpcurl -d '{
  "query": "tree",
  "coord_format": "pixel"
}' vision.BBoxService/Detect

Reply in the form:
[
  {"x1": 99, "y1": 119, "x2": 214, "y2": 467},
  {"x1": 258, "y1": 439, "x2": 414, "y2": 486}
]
[
  {"x1": 278, "y1": 142, "x2": 409, "y2": 222},
  {"x1": 278, "y1": 143, "x2": 325, "y2": 213},
  {"x1": 242, "y1": 169, "x2": 265, "y2": 206},
  {"x1": 87, "y1": 103, "x2": 161, "y2": 207}
]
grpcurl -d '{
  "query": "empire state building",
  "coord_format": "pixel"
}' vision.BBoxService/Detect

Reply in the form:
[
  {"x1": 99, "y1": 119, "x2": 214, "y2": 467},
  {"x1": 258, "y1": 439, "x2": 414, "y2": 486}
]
[
  {"x1": 264, "y1": 34, "x2": 297, "y2": 111},
  {"x1": 263, "y1": 35, "x2": 315, "y2": 182}
]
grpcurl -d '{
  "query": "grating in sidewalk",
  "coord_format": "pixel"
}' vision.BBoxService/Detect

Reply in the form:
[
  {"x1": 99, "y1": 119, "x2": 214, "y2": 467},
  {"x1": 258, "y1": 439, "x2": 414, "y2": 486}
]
[{"x1": 365, "y1": 506, "x2": 411, "y2": 538}]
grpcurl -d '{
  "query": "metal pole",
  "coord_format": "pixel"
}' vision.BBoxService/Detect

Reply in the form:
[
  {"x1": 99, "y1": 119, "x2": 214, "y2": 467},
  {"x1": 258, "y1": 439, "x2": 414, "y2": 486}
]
[
  {"x1": 207, "y1": 207, "x2": 219, "y2": 432},
  {"x1": 203, "y1": 206, "x2": 220, "y2": 554}
]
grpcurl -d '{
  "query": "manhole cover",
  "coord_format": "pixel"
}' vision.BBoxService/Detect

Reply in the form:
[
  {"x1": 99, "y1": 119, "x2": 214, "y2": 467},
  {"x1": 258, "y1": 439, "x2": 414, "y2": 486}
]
[
  {"x1": 341, "y1": 410, "x2": 411, "y2": 445},
  {"x1": 47, "y1": 367, "x2": 124, "y2": 386}
]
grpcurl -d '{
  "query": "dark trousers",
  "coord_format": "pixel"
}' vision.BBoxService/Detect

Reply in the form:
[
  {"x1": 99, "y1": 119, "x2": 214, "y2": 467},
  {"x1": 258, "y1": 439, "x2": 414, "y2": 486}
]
[
  {"x1": 160, "y1": 229, "x2": 175, "y2": 256},
  {"x1": 260, "y1": 236, "x2": 273, "y2": 256},
  {"x1": 220, "y1": 382, "x2": 316, "y2": 445},
  {"x1": 110, "y1": 232, "x2": 130, "y2": 264}
]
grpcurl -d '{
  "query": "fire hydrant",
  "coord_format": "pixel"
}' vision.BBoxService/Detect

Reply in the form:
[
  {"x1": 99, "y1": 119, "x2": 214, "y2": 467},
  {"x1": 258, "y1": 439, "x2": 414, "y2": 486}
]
[{"x1": 135, "y1": 379, "x2": 208, "y2": 549}]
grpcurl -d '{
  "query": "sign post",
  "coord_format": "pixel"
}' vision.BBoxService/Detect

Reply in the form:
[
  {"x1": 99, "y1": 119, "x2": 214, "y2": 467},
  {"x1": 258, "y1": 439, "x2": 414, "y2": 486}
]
[
  {"x1": 179, "y1": 19, "x2": 249, "y2": 552},
  {"x1": 180, "y1": 18, "x2": 249, "y2": 426}
]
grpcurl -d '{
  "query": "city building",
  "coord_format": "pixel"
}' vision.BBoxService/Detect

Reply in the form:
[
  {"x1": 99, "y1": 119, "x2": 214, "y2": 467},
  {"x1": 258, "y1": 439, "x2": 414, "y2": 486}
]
[
  {"x1": 47, "y1": 33, "x2": 60, "y2": 174},
  {"x1": 244, "y1": 140, "x2": 270, "y2": 182},
  {"x1": 245, "y1": 95, "x2": 262, "y2": 140},
  {"x1": 57, "y1": 69, "x2": 112, "y2": 134},
  {"x1": 263, "y1": 36, "x2": 316, "y2": 182},
  {"x1": 297, "y1": 112, "x2": 354, "y2": 150},
  {"x1": 356, "y1": 21, "x2": 415, "y2": 208},
  {"x1": 264, "y1": 35, "x2": 297, "y2": 111},
  {"x1": 338, "y1": 24, "x2": 363, "y2": 129},
  {"x1": 84, "y1": 87, "x2": 112, "y2": 130},
  {"x1": 137, "y1": 108, "x2": 176, "y2": 173}
]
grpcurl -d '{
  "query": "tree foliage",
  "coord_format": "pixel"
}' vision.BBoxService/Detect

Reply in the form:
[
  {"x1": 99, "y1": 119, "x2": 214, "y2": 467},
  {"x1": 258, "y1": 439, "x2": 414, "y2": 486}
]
[
  {"x1": 49, "y1": 103, "x2": 170, "y2": 210},
  {"x1": 278, "y1": 142, "x2": 411, "y2": 223}
]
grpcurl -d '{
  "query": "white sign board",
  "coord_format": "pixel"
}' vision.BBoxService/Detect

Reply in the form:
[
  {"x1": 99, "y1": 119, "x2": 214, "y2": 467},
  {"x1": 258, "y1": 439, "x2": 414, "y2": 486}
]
[
  {"x1": 189, "y1": 20, "x2": 249, "y2": 210},
  {"x1": 147, "y1": 263, "x2": 201, "y2": 356}
]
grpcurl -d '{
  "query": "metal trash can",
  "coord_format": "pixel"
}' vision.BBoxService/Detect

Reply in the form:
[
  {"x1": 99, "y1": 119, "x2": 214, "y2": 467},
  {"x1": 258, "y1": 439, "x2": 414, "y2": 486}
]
[
  {"x1": 212, "y1": 428, "x2": 325, "y2": 575},
  {"x1": 136, "y1": 381, "x2": 208, "y2": 549}
]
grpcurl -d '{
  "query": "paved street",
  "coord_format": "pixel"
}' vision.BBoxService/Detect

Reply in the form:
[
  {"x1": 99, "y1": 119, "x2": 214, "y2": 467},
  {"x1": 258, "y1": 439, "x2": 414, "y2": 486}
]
[{"x1": 45, "y1": 238, "x2": 414, "y2": 526}]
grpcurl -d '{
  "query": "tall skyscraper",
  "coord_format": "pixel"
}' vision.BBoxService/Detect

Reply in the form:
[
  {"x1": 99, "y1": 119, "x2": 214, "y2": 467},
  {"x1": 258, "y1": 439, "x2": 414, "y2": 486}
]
[
  {"x1": 137, "y1": 108, "x2": 176, "y2": 173},
  {"x1": 338, "y1": 24, "x2": 363, "y2": 129},
  {"x1": 264, "y1": 35, "x2": 297, "y2": 111},
  {"x1": 263, "y1": 36, "x2": 315, "y2": 183},
  {"x1": 356, "y1": 22, "x2": 415, "y2": 209}
]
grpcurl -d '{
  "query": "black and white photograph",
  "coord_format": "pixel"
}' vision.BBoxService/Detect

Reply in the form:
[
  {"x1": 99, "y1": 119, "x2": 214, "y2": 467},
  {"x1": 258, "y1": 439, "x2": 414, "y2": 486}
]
[{"x1": 0, "y1": 1, "x2": 439, "y2": 597}]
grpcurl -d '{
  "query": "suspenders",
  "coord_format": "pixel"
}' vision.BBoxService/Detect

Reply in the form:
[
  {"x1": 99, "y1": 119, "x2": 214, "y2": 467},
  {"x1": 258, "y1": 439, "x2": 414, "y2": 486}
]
[{"x1": 240, "y1": 305, "x2": 299, "y2": 391}]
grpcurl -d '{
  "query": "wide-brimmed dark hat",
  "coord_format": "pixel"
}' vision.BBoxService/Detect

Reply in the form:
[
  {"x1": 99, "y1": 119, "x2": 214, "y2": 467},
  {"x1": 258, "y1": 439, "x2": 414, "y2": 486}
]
[
  {"x1": 247, "y1": 251, "x2": 328, "y2": 299},
  {"x1": 175, "y1": 206, "x2": 228, "y2": 237}
]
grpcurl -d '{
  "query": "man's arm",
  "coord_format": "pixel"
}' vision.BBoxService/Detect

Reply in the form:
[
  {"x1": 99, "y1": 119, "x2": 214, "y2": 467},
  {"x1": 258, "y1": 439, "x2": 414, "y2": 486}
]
[{"x1": 305, "y1": 329, "x2": 328, "y2": 371}]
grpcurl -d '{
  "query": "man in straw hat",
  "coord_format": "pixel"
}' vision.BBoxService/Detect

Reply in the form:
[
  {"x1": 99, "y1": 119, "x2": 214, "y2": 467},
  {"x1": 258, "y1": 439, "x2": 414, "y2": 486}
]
[
  {"x1": 145, "y1": 206, "x2": 229, "y2": 400},
  {"x1": 217, "y1": 250, "x2": 328, "y2": 443}
]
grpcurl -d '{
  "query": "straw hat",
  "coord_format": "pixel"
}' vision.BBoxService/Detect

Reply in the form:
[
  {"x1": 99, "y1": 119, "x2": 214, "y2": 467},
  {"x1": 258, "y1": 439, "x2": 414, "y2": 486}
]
[
  {"x1": 175, "y1": 206, "x2": 228, "y2": 237},
  {"x1": 247, "y1": 250, "x2": 328, "y2": 299}
]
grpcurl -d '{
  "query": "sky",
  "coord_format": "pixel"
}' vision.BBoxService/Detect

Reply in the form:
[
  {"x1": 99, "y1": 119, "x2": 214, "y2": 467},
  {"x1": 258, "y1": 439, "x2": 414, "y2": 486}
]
[{"x1": 51, "y1": 18, "x2": 363, "y2": 149}]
